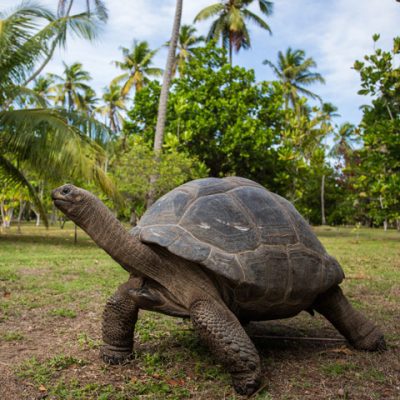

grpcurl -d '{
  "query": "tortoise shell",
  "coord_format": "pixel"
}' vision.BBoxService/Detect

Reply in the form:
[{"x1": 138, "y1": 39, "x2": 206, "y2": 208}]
[{"x1": 132, "y1": 177, "x2": 344, "y2": 303}]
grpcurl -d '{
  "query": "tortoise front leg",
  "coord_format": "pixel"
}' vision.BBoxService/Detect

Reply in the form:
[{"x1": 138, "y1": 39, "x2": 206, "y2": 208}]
[
  {"x1": 190, "y1": 299, "x2": 261, "y2": 395},
  {"x1": 101, "y1": 276, "x2": 143, "y2": 364}
]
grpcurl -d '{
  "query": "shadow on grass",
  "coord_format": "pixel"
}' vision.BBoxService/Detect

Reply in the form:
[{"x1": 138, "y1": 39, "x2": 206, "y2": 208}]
[{"x1": 0, "y1": 234, "x2": 95, "y2": 248}]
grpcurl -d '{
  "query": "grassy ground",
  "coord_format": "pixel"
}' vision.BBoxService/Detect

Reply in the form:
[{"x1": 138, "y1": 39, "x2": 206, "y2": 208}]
[{"x1": 0, "y1": 223, "x2": 399, "y2": 399}]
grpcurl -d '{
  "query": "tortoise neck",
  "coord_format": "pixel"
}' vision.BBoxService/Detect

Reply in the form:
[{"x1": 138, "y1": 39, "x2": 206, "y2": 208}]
[
  {"x1": 76, "y1": 197, "x2": 221, "y2": 305},
  {"x1": 76, "y1": 198, "x2": 160, "y2": 276}
]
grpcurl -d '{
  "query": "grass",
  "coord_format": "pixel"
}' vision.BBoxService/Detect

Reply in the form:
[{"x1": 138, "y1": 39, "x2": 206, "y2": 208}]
[{"x1": 0, "y1": 223, "x2": 399, "y2": 399}]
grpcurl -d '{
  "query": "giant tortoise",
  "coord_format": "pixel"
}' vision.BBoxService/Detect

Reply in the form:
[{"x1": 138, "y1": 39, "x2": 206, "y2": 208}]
[{"x1": 52, "y1": 177, "x2": 385, "y2": 395}]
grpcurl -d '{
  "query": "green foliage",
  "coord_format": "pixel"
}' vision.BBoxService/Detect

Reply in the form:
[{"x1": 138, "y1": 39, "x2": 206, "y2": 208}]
[
  {"x1": 125, "y1": 43, "x2": 336, "y2": 223},
  {"x1": 110, "y1": 136, "x2": 208, "y2": 216},
  {"x1": 352, "y1": 36, "x2": 400, "y2": 226}
]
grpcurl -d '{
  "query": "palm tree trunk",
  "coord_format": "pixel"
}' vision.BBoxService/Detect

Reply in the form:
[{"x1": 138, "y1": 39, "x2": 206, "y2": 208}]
[
  {"x1": 147, "y1": 0, "x2": 183, "y2": 207},
  {"x1": 228, "y1": 32, "x2": 233, "y2": 67},
  {"x1": 153, "y1": 0, "x2": 183, "y2": 153}
]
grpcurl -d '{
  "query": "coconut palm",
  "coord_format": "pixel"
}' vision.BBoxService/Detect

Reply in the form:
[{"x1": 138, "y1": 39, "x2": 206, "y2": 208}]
[
  {"x1": 97, "y1": 84, "x2": 126, "y2": 134},
  {"x1": 78, "y1": 87, "x2": 98, "y2": 116},
  {"x1": 48, "y1": 62, "x2": 93, "y2": 112},
  {"x1": 331, "y1": 122, "x2": 359, "y2": 168},
  {"x1": 263, "y1": 47, "x2": 325, "y2": 111},
  {"x1": 173, "y1": 24, "x2": 204, "y2": 76},
  {"x1": 194, "y1": 0, "x2": 273, "y2": 65},
  {"x1": 32, "y1": 76, "x2": 55, "y2": 106},
  {"x1": 113, "y1": 41, "x2": 163, "y2": 97},
  {"x1": 0, "y1": 2, "x2": 115, "y2": 224}
]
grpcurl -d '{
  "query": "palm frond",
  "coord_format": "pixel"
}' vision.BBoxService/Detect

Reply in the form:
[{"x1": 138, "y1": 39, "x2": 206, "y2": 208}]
[
  {"x1": 194, "y1": 3, "x2": 224, "y2": 22},
  {"x1": 242, "y1": 9, "x2": 272, "y2": 33}
]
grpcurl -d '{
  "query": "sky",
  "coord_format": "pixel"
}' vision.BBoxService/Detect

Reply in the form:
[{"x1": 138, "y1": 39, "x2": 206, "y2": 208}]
[{"x1": 1, "y1": 0, "x2": 399, "y2": 125}]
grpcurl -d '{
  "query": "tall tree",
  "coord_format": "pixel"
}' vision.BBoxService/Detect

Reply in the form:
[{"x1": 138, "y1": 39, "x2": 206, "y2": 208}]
[
  {"x1": 154, "y1": 0, "x2": 183, "y2": 152},
  {"x1": 113, "y1": 40, "x2": 163, "y2": 97},
  {"x1": 263, "y1": 47, "x2": 325, "y2": 112},
  {"x1": 147, "y1": 0, "x2": 183, "y2": 207},
  {"x1": 194, "y1": 0, "x2": 273, "y2": 64}
]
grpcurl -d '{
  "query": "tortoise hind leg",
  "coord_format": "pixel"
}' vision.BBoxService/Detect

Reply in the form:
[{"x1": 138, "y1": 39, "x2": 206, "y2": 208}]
[{"x1": 313, "y1": 285, "x2": 386, "y2": 351}]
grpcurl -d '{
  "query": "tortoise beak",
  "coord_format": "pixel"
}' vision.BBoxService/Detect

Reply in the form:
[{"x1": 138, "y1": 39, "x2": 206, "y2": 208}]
[{"x1": 52, "y1": 185, "x2": 74, "y2": 210}]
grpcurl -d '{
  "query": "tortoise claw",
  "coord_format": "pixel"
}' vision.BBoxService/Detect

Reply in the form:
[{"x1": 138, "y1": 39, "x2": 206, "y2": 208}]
[
  {"x1": 100, "y1": 345, "x2": 133, "y2": 365},
  {"x1": 232, "y1": 372, "x2": 261, "y2": 396}
]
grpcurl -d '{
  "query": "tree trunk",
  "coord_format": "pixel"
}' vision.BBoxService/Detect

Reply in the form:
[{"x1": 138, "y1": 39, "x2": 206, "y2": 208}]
[
  {"x1": 153, "y1": 0, "x2": 183, "y2": 153},
  {"x1": 229, "y1": 37, "x2": 233, "y2": 66},
  {"x1": 147, "y1": 0, "x2": 183, "y2": 208},
  {"x1": 321, "y1": 174, "x2": 326, "y2": 225},
  {"x1": 379, "y1": 195, "x2": 387, "y2": 231},
  {"x1": 17, "y1": 199, "x2": 26, "y2": 233},
  {"x1": 0, "y1": 200, "x2": 13, "y2": 228}
]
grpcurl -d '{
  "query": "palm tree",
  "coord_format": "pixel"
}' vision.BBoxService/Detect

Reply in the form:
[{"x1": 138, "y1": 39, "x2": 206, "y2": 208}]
[
  {"x1": 48, "y1": 62, "x2": 92, "y2": 112},
  {"x1": 78, "y1": 87, "x2": 98, "y2": 116},
  {"x1": 97, "y1": 84, "x2": 126, "y2": 134},
  {"x1": 113, "y1": 41, "x2": 163, "y2": 97},
  {"x1": 0, "y1": 2, "x2": 115, "y2": 224},
  {"x1": 331, "y1": 122, "x2": 359, "y2": 169},
  {"x1": 263, "y1": 48, "x2": 325, "y2": 111},
  {"x1": 173, "y1": 24, "x2": 204, "y2": 76},
  {"x1": 194, "y1": 0, "x2": 273, "y2": 65},
  {"x1": 32, "y1": 76, "x2": 55, "y2": 106}
]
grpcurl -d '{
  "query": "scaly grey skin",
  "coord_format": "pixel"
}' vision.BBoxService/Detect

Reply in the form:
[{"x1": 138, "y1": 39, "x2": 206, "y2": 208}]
[
  {"x1": 52, "y1": 185, "x2": 261, "y2": 395},
  {"x1": 52, "y1": 183, "x2": 386, "y2": 395}
]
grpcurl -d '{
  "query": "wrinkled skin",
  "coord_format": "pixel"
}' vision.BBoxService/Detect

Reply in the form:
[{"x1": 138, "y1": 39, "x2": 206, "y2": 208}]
[{"x1": 52, "y1": 184, "x2": 386, "y2": 396}]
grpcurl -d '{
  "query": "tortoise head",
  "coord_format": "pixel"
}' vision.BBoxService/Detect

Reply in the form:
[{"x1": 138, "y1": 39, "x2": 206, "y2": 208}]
[{"x1": 52, "y1": 184, "x2": 92, "y2": 221}]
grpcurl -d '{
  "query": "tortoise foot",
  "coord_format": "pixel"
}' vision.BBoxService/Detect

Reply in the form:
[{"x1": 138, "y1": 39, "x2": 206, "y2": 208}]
[
  {"x1": 100, "y1": 345, "x2": 133, "y2": 365},
  {"x1": 352, "y1": 327, "x2": 387, "y2": 352},
  {"x1": 232, "y1": 372, "x2": 261, "y2": 396}
]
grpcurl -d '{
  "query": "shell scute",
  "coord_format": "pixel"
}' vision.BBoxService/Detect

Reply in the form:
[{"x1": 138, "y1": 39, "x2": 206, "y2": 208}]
[
  {"x1": 286, "y1": 246, "x2": 324, "y2": 303},
  {"x1": 236, "y1": 246, "x2": 289, "y2": 302},
  {"x1": 231, "y1": 187, "x2": 298, "y2": 246},
  {"x1": 180, "y1": 193, "x2": 258, "y2": 253},
  {"x1": 140, "y1": 190, "x2": 193, "y2": 226}
]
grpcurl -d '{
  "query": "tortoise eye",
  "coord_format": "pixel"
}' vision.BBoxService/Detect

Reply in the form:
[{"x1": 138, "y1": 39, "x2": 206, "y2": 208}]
[{"x1": 62, "y1": 187, "x2": 71, "y2": 195}]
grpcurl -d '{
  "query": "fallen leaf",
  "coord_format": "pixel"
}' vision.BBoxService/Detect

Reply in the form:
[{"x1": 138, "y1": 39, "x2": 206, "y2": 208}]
[
  {"x1": 38, "y1": 385, "x2": 47, "y2": 392},
  {"x1": 167, "y1": 379, "x2": 185, "y2": 387}
]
